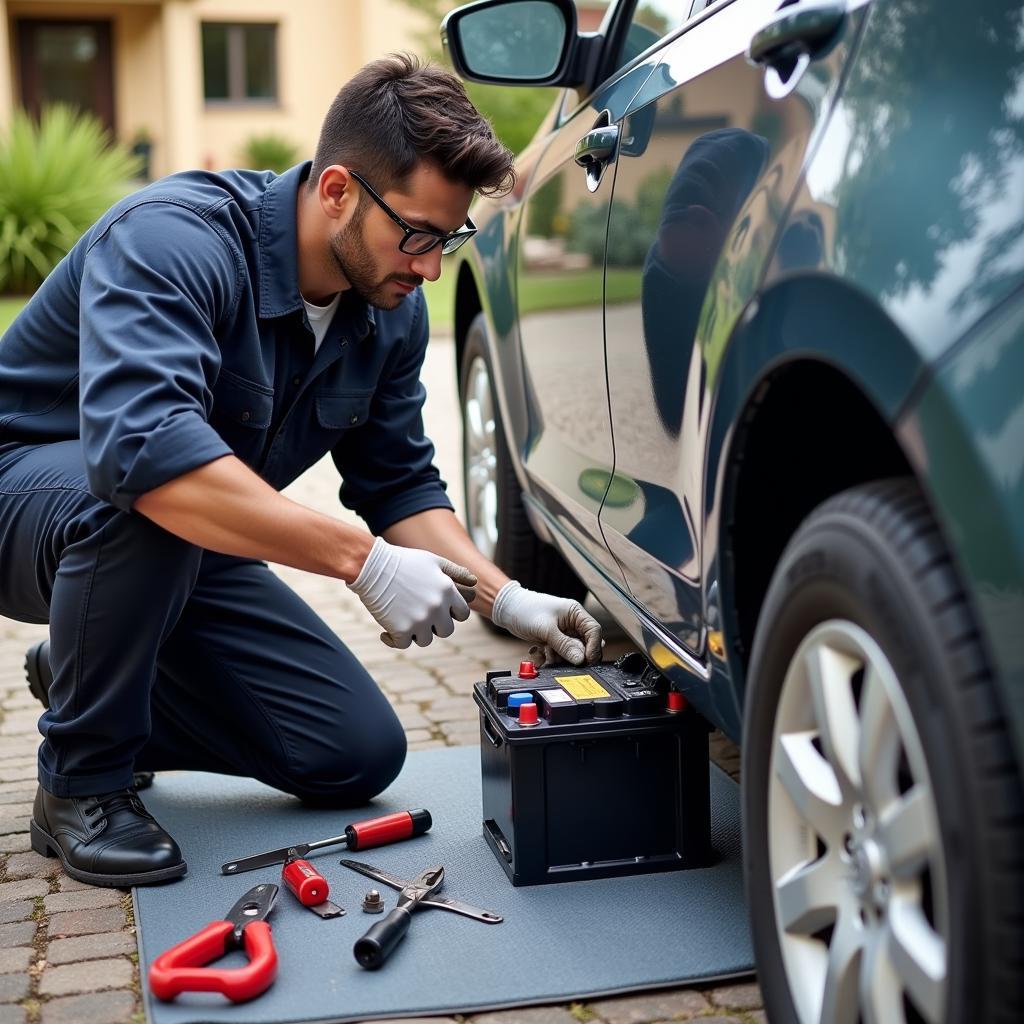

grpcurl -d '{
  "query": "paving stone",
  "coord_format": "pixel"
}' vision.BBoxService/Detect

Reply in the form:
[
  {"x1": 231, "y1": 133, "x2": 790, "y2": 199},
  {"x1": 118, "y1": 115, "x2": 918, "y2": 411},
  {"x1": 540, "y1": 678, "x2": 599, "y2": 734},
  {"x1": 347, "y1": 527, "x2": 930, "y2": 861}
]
[
  {"x1": 0, "y1": 946, "x2": 31, "y2": 974},
  {"x1": 0, "y1": 790, "x2": 35, "y2": 806},
  {"x1": 471, "y1": 1008, "x2": 579, "y2": 1024},
  {"x1": 0, "y1": 972, "x2": 28, "y2": 1003},
  {"x1": 402, "y1": 729, "x2": 433, "y2": 743},
  {"x1": 57, "y1": 875, "x2": 96, "y2": 893},
  {"x1": 43, "y1": 889, "x2": 123, "y2": 914},
  {"x1": 379, "y1": 674, "x2": 441, "y2": 694},
  {"x1": 0, "y1": 769, "x2": 35, "y2": 785},
  {"x1": 39, "y1": 956, "x2": 133, "y2": 996},
  {"x1": 0, "y1": 901, "x2": 32, "y2": 925},
  {"x1": 47, "y1": 907, "x2": 125, "y2": 938},
  {"x1": 0, "y1": 834, "x2": 30, "y2": 855},
  {"x1": 4, "y1": 850, "x2": 54, "y2": 879},
  {"x1": 746, "y1": 1013, "x2": 767, "y2": 1023},
  {"x1": 398, "y1": 686, "x2": 451, "y2": 703},
  {"x1": 706, "y1": 983, "x2": 763, "y2": 1011},
  {"x1": 0, "y1": 921, "x2": 36, "y2": 948},
  {"x1": 0, "y1": 780, "x2": 36, "y2": 795},
  {"x1": 407, "y1": 740, "x2": 447, "y2": 751},
  {"x1": 0, "y1": 878, "x2": 48, "y2": 902},
  {"x1": 47, "y1": 932, "x2": 136, "y2": 965},
  {"x1": 392, "y1": 707, "x2": 430, "y2": 730},
  {"x1": 0, "y1": 1003, "x2": 26, "y2": 1024},
  {"x1": 39, "y1": 989, "x2": 135, "y2": 1024},
  {"x1": 423, "y1": 703, "x2": 479, "y2": 724},
  {"x1": 0, "y1": 810, "x2": 30, "y2": 836},
  {"x1": 588, "y1": 990, "x2": 711, "y2": 1024}
]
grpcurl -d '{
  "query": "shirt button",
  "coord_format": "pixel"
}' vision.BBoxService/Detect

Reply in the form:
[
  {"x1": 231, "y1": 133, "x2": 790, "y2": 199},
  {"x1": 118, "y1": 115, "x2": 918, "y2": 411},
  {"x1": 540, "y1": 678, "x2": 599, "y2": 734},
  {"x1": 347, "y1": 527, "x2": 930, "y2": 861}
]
[
  {"x1": 291, "y1": 376, "x2": 301, "y2": 387},
  {"x1": 349, "y1": 414, "x2": 359, "y2": 425},
  {"x1": 241, "y1": 411, "x2": 251, "y2": 422}
]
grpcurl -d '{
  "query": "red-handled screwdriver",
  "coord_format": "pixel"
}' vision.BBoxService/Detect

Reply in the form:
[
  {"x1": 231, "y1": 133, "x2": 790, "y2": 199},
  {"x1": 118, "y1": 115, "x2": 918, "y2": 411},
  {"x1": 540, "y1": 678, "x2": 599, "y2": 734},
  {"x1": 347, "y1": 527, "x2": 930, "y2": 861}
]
[{"x1": 221, "y1": 809, "x2": 432, "y2": 875}]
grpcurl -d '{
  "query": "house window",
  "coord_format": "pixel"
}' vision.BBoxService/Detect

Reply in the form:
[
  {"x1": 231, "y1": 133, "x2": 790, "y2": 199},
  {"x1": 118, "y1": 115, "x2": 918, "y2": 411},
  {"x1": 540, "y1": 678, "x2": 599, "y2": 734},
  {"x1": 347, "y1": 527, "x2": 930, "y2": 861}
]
[{"x1": 201, "y1": 23, "x2": 277, "y2": 103}]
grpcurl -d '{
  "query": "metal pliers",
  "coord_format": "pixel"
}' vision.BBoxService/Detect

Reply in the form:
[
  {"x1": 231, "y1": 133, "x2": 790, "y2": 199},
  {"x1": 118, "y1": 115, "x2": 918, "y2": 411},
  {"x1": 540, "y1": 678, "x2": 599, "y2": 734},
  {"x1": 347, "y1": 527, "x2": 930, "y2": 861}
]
[
  {"x1": 341, "y1": 859, "x2": 503, "y2": 969},
  {"x1": 149, "y1": 883, "x2": 279, "y2": 1002}
]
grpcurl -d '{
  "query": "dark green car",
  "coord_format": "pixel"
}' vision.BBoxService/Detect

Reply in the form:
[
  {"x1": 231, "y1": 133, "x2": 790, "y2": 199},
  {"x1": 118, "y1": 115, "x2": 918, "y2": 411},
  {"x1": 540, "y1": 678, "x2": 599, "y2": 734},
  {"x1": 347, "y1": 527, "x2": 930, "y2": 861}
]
[{"x1": 442, "y1": 0, "x2": 1024, "y2": 1020}]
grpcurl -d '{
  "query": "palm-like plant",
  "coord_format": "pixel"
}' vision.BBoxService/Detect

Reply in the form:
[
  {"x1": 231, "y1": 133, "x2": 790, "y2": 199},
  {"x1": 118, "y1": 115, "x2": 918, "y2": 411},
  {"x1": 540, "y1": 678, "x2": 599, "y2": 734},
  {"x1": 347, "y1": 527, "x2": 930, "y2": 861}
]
[{"x1": 0, "y1": 105, "x2": 141, "y2": 294}]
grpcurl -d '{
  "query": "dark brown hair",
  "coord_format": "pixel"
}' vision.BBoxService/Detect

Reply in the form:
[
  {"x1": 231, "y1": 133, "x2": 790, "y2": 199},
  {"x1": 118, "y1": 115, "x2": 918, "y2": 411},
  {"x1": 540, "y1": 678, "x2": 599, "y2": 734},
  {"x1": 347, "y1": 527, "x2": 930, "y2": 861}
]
[{"x1": 310, "y1": 53, "x2": 515, "y2": 198}]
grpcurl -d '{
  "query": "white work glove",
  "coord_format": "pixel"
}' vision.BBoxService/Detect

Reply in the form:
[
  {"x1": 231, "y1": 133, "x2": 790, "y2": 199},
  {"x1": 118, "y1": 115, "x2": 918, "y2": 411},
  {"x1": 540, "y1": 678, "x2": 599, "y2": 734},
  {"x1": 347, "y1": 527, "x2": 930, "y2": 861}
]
[
  {"x1": 490, "y1": 581, "x2": 603, "y2": 666},
  {"x1": 349, "y1": 537, "x2": 477, "y2": 649}
]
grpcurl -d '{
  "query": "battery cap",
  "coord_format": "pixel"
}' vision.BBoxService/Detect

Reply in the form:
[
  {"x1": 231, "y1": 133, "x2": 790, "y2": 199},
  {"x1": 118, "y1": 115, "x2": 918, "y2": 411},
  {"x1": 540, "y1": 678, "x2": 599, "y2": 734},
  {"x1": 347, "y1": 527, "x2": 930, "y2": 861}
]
[
  {"x1": 518, "y1": 702, "x2": 539, "y2": 726},
  {"x1": 667, "y1": 691, "x2": 688, "y2": 713},
  {"x1": 508, "y1": 691, "x2": 534, "y2": 710},
  {"x1": 518, "y1": 659, "x2": 538, "y2": 680}
]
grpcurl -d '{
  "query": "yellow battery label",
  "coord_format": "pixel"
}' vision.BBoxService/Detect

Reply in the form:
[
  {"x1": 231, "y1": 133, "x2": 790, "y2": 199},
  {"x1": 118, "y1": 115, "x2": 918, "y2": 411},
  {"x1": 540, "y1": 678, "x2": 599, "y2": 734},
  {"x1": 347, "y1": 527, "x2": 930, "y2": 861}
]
[{"x1": 554, "y1": 674, "x2": 609, "y2": 700}]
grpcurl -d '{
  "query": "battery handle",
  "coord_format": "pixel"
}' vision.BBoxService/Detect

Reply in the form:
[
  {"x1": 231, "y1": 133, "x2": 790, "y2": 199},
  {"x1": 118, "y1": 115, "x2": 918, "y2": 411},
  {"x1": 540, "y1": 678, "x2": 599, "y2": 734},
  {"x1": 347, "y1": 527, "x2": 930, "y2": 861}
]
[{"x1": 482, "y1": 713, "x2": 504, "y2": 749}]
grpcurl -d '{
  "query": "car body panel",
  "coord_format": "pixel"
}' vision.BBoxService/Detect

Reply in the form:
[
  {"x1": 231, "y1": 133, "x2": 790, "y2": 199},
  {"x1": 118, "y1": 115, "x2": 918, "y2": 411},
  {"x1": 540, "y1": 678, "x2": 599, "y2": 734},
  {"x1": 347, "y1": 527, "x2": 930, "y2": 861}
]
[
  {"x1": 514, "y1": 53, "x2": 664, "y2": 573},
  {"x1": 897, "y1": 288, "x2": 1024, "y2": 767},
  {"x1": 449, "y1": 0, "x2": 1024, "y2": 759},
  {"x1": 599, "y1": 0, "x2": 863, "y2": 657}
]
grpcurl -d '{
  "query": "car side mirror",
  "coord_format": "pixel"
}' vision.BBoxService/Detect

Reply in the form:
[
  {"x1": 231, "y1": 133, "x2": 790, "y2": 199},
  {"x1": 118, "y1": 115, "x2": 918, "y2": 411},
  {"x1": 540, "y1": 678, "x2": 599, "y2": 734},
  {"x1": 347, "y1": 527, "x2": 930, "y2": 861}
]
[{"x1": 442, "y1": 0, "x2": 579, "y2": 87}]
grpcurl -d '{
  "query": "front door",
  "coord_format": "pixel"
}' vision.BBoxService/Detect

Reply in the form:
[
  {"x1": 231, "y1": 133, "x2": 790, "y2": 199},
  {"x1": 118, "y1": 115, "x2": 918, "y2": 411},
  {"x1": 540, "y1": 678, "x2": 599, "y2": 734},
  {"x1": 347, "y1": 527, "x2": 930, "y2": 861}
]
[
  {"x1": 17, "y1": 19, "x2": 115, "y2": 134},
  {"x1": 599, "y1": 0, "x2": 863, "y2": 653},
  {"x1": 514, "y1": 41, "x2": 662, "y2": 571}
]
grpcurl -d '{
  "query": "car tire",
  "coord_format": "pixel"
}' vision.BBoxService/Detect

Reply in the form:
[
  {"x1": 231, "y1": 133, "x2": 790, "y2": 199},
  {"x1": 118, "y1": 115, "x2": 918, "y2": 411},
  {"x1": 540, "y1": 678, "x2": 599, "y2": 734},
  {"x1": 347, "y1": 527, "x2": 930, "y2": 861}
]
[
  {"x1": 742, "y1": 478, "x2": 1023, "y2": 1024},
  {"x1": 459, "y1": 312, "x2": 587, "y2": 607}
]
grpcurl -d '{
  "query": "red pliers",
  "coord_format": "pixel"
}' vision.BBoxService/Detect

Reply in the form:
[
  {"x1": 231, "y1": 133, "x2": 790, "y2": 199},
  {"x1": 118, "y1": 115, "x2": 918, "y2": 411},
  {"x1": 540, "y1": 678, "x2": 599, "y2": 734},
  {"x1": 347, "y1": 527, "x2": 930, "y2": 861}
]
[{"x1": 149, "y1": 883, "x2": 279, "y2": 1003}]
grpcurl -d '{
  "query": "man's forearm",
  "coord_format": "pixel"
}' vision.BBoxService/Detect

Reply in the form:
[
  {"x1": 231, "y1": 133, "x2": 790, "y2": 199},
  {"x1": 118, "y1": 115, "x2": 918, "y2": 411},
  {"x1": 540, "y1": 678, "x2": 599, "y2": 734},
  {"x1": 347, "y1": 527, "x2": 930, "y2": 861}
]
[
  {"x1": 133, "y1": 455, "x2": 373, "y2": 584},
  {"x1": 382, "y1": 508, "x2": 509, "y2": 616}
]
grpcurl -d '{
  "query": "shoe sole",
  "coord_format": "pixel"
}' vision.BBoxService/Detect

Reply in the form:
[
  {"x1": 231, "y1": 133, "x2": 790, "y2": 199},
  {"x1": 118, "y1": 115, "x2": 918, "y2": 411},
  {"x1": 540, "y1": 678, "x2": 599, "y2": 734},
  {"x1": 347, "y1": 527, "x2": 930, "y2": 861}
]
[
  {"x1": 30, "y1": 820, "x2": 187, "y2": 887},
  {"x1": 24, "y1": 642, "x2": 50, "y2": 710}
]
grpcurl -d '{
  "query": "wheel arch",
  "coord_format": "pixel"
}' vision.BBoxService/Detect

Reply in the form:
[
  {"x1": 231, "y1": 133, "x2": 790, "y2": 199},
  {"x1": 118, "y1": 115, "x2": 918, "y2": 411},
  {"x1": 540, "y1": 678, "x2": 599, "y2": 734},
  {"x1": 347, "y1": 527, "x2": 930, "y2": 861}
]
[{"x1": 711, "y1": 274, "x2": 927, "y2": 710}]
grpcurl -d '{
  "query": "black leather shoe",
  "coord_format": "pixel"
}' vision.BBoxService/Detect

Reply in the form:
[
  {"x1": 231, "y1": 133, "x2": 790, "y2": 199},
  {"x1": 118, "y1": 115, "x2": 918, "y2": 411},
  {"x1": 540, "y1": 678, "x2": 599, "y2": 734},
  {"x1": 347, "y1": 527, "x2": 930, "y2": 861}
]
[
  {"x1": 24, "y1": 641, "x2": 155, "y2": 792},
  {"x1": 31, "y1": 786, "x2": 187, "y2": 886}
]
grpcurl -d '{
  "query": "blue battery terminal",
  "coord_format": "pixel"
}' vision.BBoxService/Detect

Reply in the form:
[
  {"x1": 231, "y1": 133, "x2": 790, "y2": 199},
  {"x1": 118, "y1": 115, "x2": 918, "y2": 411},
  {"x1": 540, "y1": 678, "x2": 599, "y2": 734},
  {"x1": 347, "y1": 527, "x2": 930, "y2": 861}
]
[{"x1": 507, "y1": 692, "x2": 534, "y2": 714}]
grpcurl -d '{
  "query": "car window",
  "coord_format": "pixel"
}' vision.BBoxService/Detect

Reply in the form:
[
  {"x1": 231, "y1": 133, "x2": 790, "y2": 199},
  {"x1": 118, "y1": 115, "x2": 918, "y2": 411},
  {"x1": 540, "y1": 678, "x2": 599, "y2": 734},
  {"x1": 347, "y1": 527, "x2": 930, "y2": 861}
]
[{"x1": 611, "y1": 1, "x2": 696, "y2": 76}]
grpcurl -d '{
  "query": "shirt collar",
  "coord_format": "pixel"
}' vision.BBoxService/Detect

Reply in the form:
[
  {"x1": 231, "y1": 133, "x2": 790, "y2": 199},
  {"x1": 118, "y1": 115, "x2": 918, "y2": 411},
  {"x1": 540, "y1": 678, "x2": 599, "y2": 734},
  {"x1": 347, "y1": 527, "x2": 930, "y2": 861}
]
[{"x1": 256, "y1": 160, "x2": 376, "y2": 339}]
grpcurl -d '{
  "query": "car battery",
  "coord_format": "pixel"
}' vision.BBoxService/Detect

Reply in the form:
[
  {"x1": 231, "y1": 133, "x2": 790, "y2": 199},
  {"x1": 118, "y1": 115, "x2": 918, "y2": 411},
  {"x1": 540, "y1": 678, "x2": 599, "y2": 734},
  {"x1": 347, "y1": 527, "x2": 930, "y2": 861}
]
[{"x1": 474, "y1": 657, "x2": 712, "y2": 885}]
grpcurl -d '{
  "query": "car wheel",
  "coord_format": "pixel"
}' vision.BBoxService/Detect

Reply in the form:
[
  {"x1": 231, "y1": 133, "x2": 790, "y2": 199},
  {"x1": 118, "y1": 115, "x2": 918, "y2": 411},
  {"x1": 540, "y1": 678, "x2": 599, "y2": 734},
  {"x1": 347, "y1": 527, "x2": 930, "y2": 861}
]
[
  {"x1": 459, "y1": 312, "x2": 587, "y2": 604},
  {"x1": 742, "y1": 478, "x2": 1023, "y2": 1024}
]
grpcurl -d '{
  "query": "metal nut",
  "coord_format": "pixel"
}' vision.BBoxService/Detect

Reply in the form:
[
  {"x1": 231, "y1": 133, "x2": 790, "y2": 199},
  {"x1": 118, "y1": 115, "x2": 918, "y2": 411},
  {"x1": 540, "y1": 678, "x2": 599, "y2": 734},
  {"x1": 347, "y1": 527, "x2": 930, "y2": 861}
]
[{"x1": 361, "y1": 888, "x2": 385, "y2": 913}]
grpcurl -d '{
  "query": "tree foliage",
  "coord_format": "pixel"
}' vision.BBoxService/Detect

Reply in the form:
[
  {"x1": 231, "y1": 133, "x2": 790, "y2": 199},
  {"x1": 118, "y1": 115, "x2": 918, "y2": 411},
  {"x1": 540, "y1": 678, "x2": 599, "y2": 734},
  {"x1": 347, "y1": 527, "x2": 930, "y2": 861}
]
[{"x1": 397, "y1": 0, "x2": 559, "y2": 154}]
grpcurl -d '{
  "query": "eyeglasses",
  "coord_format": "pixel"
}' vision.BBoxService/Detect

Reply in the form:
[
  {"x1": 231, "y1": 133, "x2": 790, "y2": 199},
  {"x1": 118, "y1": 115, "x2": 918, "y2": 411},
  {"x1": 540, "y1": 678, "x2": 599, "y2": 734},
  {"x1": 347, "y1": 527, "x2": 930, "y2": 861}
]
[{"x1": 348, "y1": 170, "x2": 477, "y2": 256}]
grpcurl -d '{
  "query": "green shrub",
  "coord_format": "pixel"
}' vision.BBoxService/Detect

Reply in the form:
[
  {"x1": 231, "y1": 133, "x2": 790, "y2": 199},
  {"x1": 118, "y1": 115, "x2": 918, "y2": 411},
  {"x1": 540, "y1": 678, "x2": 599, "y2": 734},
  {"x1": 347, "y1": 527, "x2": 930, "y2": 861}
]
[
  {"x1": 0, "y1": 105, "x2": 141, "y2": 295},
  {"x1": 240, "y1": 134, "x2": 300, "y2": 174}
]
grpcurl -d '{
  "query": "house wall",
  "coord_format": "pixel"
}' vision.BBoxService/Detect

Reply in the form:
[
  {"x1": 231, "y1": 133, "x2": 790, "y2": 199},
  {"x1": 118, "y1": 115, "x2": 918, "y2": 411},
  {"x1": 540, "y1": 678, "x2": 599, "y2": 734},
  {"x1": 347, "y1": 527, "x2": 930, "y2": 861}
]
[{"x1": 1, "y1": 0, "x2": 432, "y2": 177}]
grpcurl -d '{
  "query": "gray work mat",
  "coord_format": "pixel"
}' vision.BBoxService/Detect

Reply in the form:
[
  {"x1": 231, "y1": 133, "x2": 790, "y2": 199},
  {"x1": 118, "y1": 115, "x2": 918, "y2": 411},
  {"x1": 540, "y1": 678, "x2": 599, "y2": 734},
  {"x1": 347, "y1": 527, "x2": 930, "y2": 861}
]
[{"x1": 136, "y1": 745, "x2": 753, "y2": 1024}]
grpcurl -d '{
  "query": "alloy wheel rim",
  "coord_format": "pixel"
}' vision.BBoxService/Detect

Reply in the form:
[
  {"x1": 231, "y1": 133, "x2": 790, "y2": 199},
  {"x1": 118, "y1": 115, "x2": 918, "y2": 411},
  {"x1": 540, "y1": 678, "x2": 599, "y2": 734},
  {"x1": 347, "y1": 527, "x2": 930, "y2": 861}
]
[
  {"x1": 463, "y1": 355, "x2": 498, "y2": 560},
  {"x1": 768, "y1": 619, "x2": 949, "y2": 1024}
]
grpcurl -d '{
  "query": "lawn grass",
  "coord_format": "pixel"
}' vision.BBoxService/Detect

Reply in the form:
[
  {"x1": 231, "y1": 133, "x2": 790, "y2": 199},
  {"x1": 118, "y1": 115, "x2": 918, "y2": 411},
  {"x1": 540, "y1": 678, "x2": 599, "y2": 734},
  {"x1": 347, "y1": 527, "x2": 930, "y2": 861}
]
[{"x1": 0, "y1": 297, "x2": 27, "y2": 336}]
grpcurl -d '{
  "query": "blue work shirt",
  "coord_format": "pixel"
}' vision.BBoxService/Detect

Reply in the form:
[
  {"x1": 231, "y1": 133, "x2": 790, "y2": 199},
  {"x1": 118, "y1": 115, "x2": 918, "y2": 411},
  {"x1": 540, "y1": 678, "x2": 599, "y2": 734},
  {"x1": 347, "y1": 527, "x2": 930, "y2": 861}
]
[{"x1": 0, "y1": 162, "x2": 452, "y2": 534}]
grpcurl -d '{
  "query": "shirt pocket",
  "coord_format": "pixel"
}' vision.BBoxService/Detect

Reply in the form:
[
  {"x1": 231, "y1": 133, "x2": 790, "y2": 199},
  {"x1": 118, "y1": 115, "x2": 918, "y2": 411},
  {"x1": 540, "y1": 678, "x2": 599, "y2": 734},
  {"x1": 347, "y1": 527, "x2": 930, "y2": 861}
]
[
  {"x1": 211, "y1": 369, "x2": 274, "y2": 462},
  {"x1": 315, "y1": 388, "x2": 373, "y2": 431}
]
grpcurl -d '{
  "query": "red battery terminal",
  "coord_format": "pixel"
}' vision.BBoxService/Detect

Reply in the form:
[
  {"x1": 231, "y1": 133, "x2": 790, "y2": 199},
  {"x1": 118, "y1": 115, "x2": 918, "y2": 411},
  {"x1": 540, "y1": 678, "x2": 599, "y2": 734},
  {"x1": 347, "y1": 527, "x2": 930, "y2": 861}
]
[
  {"x1": 518, "y1": 702, "x2": 539, "y2": 727},
  {"x1": 518, "y1": 660, "x2": 538, "y2": 680},
  {"x1": 666, "y1": 691, "x2": 688, "y2": 713}
]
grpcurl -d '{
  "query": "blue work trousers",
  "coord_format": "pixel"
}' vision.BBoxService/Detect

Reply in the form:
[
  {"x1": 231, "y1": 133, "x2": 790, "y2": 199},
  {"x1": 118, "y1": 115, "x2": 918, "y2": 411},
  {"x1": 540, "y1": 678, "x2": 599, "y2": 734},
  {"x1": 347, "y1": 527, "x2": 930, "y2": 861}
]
[{"x1": 0, "y1": 441, "x2": 406, "y2": 802}]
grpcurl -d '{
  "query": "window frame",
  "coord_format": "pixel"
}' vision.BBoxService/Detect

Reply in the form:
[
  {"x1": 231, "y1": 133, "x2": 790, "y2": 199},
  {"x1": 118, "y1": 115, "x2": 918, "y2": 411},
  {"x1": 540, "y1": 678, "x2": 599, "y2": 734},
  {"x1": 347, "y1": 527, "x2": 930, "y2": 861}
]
[
  {"x1": 556, "y1": 0, "x2": 738, "y2": 127},
  {"x1": 201, "y1": 21, "x2": 279, "y2": 106}
]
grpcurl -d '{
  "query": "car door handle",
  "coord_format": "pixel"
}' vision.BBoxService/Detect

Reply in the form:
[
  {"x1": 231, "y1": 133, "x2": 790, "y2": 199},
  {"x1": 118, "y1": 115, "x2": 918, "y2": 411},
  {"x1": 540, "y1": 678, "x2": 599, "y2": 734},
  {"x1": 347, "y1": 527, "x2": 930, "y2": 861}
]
[
  {"x1": 747, "y1": 0, "x2": 846, "y2": 67},
  {"x1": 574, "y1": 125, "x2": 619, "y2": 167},
  {"x1": 574, "y1": 124, "x2": 619, "y2": 192}
]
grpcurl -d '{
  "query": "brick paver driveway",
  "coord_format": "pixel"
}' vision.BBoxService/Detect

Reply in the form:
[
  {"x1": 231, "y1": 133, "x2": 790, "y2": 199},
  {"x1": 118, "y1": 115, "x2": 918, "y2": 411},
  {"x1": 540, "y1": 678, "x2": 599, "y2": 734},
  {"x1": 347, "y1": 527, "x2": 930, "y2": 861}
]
[{"x1": 0, "y1": 335, "x2": 760, "y2": 1024}]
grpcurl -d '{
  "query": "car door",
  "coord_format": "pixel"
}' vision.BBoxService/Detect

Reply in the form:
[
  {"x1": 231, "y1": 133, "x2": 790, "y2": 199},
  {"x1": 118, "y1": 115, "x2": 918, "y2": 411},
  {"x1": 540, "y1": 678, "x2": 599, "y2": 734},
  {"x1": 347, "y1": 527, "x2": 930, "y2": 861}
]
[
  {"x1": 598, "y1": 0, "x2": 862, "y2": 652},
  {"x1": 514, "y1": 6, "x2": 669, "y2": 572}
]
